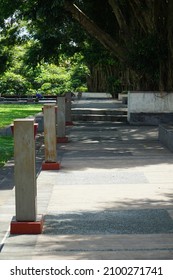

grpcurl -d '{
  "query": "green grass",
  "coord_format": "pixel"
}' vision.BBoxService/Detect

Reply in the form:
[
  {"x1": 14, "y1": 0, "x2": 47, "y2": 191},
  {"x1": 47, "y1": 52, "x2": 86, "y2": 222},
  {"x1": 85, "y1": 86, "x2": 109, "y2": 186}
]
[
  {"x1": 0, "y1": 104, "x2": 42, "y2": 167},
  {"x1": 0, "y1": 104, "x2": 42, "y2": 128},
  {"x1": 0, "y1": 136, "x2": 14, "y2": 167}
]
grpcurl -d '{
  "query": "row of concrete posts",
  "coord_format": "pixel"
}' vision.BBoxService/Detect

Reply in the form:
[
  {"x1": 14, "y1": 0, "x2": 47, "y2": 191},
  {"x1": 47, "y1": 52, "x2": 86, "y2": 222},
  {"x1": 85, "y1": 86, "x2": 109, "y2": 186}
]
[{"x1": 10, "y1": 94, "x2": 73, "y2": 234}]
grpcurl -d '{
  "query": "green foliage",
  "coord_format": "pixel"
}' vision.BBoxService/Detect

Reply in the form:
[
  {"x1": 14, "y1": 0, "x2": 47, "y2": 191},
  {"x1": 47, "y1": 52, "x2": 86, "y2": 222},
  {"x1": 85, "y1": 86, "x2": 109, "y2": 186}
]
[
  {"x1": 23, "y1": 40, "x2": 43, "y2": 68},
  {"x1": 0, "y1": 72, "x2": 31, "y2": 96},
  {"x1": 0, "y1": 1, "x2": 118, "y2": 93},
  {"x1": 0, "y1": 12, "x2": 25, "y2": 74},
  {"x1": 0, "y1": 41, "x2": 89, "y2": 96},
  {"x1": 34, "y1": 63, "x2": 70, "y2": 95},
  {"x1": 0, "y1": 47, "x2": 9, "y2": 72},
  {"x1": 127, "y1": 34, "x2": 165, "y2": 84},
  {"x1": 33, "y1": 57, "x2": 88, "y2": 95},
  {"x1": 0, "y1": 30, "x2": 14, "y2": 73},
  {"x1": 66, "y1": 53, "x2": 89, "y2": 91},
  {"x1": 0, "y1": 0, "x2": 22, "y2": 21},
  {"x1": 0, "y1": 0, "x2": 172, "y2": 91}
]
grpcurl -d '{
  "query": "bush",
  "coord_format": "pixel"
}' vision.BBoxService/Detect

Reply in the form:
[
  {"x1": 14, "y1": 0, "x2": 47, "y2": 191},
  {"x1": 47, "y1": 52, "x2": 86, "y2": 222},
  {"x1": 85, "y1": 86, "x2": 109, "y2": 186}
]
[
  {"x1": 70, "y1": 63, "x2": 89, "y2": 91},
  {"x1": 0, "y1": 72, "x2": 31, "y2": 96},
  {"x1": 34, "y1": 64, "x2": 72, "y2": 95},
  {"x1": 0, "y1": 49, "x2": 89, "y2": 96}
]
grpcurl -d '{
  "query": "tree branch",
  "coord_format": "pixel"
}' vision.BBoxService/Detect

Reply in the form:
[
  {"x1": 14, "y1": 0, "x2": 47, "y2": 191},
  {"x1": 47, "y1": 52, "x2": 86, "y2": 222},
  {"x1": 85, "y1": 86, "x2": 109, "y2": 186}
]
[
  {"x1": 129, "y1": 0, "x2": 154, "y2": 33},
  {"x1": 108, "y1": 0, "x2": 129, "y2": 36},
  {"x1": 64, "y1": 0, "x2": 126, "y2": 61}
]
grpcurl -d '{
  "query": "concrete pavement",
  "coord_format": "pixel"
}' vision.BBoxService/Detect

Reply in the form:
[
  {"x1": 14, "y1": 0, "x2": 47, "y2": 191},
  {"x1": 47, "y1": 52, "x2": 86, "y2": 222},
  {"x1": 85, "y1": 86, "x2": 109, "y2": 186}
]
[{"x1": 0, "y1": 93, "x2": 173, "y2": 259}]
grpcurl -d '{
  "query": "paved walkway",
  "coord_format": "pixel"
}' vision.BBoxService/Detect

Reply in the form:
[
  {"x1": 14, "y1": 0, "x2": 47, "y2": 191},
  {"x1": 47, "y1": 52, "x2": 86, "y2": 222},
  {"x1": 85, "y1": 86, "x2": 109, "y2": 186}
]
[{"x1": 0, "y1": 94, "x2": 173, "y2": 259}]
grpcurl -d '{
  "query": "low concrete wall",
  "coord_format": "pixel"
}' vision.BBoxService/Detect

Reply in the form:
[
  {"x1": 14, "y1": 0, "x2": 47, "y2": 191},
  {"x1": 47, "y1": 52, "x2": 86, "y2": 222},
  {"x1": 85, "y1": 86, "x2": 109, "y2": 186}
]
[
  {"x1": 0, "y1": 125, "x2": 12, "y2": 136},
  {"x1": 118, "y1": 93, "x2": 127, "y2": 101},
  {"x1": 79, "y1": 92, "x2": 111, "y2": 99},
  {"x1": 159, "y1": 124, "x2": 173, "y2": 152},
  {"x1": 128, "y1": 91, "x2": 173, "y2": 125},
  {"x1": 35, "y1": 113, "x2": 44, "y2": 133}
]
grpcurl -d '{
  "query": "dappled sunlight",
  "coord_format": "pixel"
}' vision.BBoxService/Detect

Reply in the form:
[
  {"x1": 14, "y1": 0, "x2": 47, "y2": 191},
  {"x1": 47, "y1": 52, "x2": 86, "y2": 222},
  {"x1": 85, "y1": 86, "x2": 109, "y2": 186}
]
[
  {"x1": 43, "y1": 208, "x2": 173, "y2": 236},
  {"x1": 56, "y1": 120, "x2": 173, "y2": 172}
]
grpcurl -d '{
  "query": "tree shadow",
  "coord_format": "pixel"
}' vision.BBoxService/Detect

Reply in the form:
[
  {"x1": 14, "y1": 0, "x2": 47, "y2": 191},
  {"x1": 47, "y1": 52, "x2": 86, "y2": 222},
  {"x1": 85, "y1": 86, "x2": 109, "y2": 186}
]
[
  {"x1": 43, "y1": 208, "x2": 173, "y2": 236},
  {"x1": 29, "y1": 194, "x2": 173, "y2": 260},
  {"x1": 57, "y1": 123, "x2": 173, "y2": 171}
]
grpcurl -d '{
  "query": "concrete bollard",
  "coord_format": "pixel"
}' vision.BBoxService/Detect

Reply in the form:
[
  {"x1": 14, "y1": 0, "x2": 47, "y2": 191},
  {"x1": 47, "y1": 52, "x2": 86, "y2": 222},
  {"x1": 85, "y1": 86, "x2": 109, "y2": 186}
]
[
  {"x1": 42, "y1": 104, "x2": 60, "y2": 170},
  {"x1": 10, "y1": 118, "x2": 43, "y2": 234},
  {"x1": 65, "y1": 92, "x2": 73, "y2": 126},
  {"x1": 56, "y1": 96, "x2": 68, "y2": 143}
]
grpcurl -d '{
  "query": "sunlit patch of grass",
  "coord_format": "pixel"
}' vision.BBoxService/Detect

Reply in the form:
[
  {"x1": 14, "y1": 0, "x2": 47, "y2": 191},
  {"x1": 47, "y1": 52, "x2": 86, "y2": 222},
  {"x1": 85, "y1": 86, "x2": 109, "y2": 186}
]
[
  {"x1": 0, "y1": 136, "x2": 14, "y2": 167},
  {"x1": 0, "y1": 104, "x2": 42, "y2": 128}
]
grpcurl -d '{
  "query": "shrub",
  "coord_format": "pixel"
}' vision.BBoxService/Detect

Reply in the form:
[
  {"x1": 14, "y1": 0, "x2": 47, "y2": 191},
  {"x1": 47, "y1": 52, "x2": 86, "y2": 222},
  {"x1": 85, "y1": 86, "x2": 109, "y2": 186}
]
[{"x1": 0, "y1": 72, "x2": 31, "y2": 96}]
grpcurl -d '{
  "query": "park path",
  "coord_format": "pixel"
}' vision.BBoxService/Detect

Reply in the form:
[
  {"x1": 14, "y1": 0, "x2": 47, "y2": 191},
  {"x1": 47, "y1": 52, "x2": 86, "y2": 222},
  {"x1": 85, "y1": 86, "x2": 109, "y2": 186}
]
[{"x1": 0, "y1": 93, "x2": 173, "y2": 259}]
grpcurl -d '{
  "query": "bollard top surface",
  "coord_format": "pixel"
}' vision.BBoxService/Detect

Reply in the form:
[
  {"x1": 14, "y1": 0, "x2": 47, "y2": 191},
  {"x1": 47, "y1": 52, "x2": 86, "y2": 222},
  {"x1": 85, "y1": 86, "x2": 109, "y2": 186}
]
[
  {"x1": 11, "y1": 118, "x2": 35, "y2": 132},
  {"x1": 43, "y1": 104, "x2": 57, "y2": 113},
  {"x1": 14, "y1": 118, "x2": 35, "y2": 122},
  {"x1": 43, "y1": 103, "x2": 56, "y2": 107},
  {"x1": 12, "y1": 119, "x2": 38, "y2": 138}
]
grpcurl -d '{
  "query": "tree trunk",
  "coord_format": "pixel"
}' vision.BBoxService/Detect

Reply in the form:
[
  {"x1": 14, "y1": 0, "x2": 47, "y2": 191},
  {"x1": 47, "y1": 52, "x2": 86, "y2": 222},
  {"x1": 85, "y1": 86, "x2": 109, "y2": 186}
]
[
  {"x1": 108, "y1": 0, "x2": 129, "y2": 38},
  {"x1": 129, "y1": 0, "x2": 154, "y2": 33},
  {"x1": 64, "y1": 0, "x2": 173, "y2": 91}
]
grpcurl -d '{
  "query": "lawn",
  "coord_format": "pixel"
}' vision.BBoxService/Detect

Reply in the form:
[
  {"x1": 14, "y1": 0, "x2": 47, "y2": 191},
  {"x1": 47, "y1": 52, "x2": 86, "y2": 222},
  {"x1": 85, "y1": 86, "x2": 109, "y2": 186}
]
[
  {"x1": 0, "y1": 104, "x2": 42, "y2": 167},
  {"x1": 0, "y1": 104, "x2": 42, "y2": 128},
  {"x1": 0, "y1": 136, "x2": 14, "y2": 167}
]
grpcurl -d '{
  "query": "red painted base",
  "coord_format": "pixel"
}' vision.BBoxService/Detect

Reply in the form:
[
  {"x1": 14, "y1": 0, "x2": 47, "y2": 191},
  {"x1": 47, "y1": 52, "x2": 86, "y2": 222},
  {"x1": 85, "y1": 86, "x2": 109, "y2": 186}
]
[
  {"x1": 42, "y1": 162, "x2": 60, "y2": 170},
  {"x1": 57, "y1": 137, "x2": 68, "y2": 143},
  {"x1": 66, "y1": 121, "x2": 74, "y2": 126},
  {"x1": 10, "y1": 215, "x2": 44, "y2": 234}
]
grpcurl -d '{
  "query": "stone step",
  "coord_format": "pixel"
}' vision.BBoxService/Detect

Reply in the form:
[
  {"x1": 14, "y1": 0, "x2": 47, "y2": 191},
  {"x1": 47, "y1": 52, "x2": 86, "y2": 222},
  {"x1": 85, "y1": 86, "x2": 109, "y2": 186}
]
[
  {"x1": 72, "y1": 114, "x2": 127, "y2": 122},
  {"x1": 72, "y1": 109, "x2": 127, "y2": 116}
]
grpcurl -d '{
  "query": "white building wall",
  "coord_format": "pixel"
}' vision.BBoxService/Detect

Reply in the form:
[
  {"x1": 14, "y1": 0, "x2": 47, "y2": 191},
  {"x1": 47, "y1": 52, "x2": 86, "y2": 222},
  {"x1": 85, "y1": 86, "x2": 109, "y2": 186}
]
[{"x1": 128, "y1": 91, "x2": 173, "y2": 123}]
